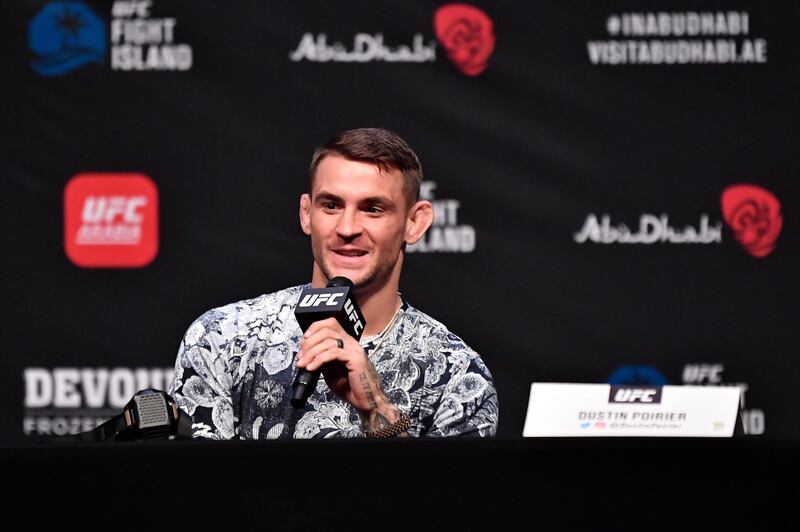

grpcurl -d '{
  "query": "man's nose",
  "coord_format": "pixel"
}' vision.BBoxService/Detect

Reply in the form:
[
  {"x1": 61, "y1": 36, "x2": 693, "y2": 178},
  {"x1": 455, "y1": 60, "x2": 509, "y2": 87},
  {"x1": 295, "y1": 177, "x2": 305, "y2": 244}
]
[{"x1": 335, "y1": 208, "x2": 362, "y2": 238}]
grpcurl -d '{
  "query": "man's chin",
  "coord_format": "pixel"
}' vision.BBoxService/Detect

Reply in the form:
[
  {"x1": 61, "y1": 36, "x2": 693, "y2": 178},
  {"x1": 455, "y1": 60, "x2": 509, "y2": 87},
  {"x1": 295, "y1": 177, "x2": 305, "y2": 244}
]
[
  {"x1": 322, "y1": 266, "x2": 370, "y2": 288},
  {"x1": 352, "y1": 275, "x2": 375, "y2": 290}
]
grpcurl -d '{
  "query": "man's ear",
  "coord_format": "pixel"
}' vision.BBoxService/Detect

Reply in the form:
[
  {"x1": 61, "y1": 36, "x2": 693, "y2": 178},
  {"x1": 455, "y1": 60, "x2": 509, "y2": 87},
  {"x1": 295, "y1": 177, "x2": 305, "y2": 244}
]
[
  {"x1": 404, "y1": 200, "x2": 434, "y2": 245},
  {"x1": 299, "y1": 193, "x2": 312, "y2": 235}
]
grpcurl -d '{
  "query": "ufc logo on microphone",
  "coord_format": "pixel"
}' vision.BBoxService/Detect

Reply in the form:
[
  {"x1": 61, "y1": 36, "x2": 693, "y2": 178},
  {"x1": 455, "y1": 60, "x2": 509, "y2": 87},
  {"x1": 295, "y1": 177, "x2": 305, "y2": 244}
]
[
  {"x1": 609, "y1": 386, "x2": 662, "y2": 404},
  {"x1": 344, "y1": 298, "x2": 364, "y2": 336},
  {"x1": 298, "y1": 293, "x2": 343, "y2": 308}
]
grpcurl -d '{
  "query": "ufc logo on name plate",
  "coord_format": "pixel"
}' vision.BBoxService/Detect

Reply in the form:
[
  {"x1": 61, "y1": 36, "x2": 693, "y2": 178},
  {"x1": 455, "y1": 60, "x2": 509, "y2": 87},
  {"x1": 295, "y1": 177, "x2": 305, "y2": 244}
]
[
  {"x1": 609, "y1": 386, "x2": 662, "y2": 404},
  {"x1": 64, "y1": 173, "x2": 159, "y2": 268}
]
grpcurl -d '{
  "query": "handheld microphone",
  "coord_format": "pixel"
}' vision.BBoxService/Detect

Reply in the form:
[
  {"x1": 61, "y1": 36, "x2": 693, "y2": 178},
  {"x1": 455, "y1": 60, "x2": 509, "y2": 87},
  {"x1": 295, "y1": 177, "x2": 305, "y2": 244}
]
[{"x1": 291, "y1": 276, "x2": 366, "y2": 408}]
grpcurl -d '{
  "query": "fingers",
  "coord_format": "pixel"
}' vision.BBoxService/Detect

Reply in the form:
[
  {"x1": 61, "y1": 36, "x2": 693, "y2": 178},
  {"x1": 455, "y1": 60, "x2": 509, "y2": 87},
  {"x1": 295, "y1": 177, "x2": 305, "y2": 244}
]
[
  {"x1": 300, "y1": 325, "x2": 346, "y2": 355},
  {"x1": 302, "y1": 317, "x2": 344, "y2": 339},
  {"x1": 297, "y1": 324, "x2": 360, "y2": 372},
  {"x1": 303, "y1": 348, "x2": 345, "y2": 372},
  {"x1": 297, "y1": 335, "x2": 343, "y2": 369}
]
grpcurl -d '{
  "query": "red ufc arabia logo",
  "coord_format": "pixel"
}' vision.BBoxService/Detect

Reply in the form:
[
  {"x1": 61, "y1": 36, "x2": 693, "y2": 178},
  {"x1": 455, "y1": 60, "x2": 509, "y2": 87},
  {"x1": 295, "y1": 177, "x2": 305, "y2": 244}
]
[
  {"x1": 720, "y1": 184, "x2": 782, "y2": 258},
  {"x1": 434, "y1": 4, "x2": 495, "y2": 76},
  {"x1": 64, "y1": 173, "x2": 159, "y2": 268}
]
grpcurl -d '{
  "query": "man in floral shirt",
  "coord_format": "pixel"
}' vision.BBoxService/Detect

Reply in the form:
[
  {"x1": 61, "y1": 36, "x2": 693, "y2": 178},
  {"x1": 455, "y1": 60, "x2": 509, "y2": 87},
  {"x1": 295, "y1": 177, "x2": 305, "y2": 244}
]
[{"x1": 169, "y1": 128, "x2": 498, "y2": 439}]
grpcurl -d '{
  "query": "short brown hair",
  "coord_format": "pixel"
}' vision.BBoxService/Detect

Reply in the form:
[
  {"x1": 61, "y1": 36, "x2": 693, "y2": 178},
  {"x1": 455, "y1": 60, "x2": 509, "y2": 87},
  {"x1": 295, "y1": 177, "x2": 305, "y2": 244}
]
[{"x1": 309, "y1": 128, "x2": 423, "y2": 206}]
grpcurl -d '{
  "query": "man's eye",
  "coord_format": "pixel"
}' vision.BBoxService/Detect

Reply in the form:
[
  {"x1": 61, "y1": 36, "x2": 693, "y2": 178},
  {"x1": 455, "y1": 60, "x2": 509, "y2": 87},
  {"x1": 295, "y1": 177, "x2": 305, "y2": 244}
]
[
  {"x1": 322, "y1": 202, "x2": 339, "y2": 210},
  {"x1": 366, "y1": 206, "x2": 384, "y2": 214}
]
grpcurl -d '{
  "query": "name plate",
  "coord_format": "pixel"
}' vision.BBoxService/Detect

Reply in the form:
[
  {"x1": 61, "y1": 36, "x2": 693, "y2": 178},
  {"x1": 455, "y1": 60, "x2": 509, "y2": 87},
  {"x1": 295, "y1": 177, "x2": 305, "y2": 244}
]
[{"x1": 523, "y1": 383, "x2": 741, "y2": 437}]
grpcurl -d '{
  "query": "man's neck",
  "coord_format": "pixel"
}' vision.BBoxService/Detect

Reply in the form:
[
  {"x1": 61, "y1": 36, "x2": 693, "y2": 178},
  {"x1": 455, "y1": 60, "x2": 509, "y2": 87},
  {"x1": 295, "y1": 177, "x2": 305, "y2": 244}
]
[
  {"x1": 311, "y1": 268, "x2": 402, "y2": 338},
  {"x1": 311, "y1": 253, "x2": 405, "y2": 337},
  {"x1": 354, "y1": 285, "x2": 402, "y2": 338}
]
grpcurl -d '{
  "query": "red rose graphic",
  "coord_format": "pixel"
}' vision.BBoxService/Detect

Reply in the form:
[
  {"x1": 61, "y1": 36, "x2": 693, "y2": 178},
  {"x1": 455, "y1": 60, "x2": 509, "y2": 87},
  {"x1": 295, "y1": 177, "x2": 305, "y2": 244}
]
[
  {"x1": 721, "y1": 184, "x2": 782, "y2": 258},
  {"x1": 434, "y1": 4, "x2": 495, "y2": 76}
]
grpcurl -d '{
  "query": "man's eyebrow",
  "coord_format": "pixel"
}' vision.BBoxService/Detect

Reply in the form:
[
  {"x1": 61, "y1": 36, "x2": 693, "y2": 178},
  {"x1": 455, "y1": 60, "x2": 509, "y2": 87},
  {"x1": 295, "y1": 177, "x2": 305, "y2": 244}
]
[
  {"x1": 313, "y1": 192, "x2": 342, "y2": 203},
  {"x1": 313, "y1": 193, "x2": 395, "y2": 206},
  {"x1": 360, "y1": 196, "x2": 395, "y2": 206}
]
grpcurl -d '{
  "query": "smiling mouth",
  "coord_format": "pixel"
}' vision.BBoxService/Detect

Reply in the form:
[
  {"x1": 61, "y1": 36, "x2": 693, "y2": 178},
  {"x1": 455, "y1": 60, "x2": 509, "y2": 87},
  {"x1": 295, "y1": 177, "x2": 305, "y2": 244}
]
[{"x1": 333, "y1": 249, "x2": 368, "y2": 258}]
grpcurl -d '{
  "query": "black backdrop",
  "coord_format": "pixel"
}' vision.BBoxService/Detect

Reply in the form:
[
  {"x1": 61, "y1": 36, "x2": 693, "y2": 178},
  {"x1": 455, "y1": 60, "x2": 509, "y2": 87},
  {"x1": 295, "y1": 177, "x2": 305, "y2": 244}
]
[{"x1": 2, "y1": 0, "x2": 798, "y2": 443}]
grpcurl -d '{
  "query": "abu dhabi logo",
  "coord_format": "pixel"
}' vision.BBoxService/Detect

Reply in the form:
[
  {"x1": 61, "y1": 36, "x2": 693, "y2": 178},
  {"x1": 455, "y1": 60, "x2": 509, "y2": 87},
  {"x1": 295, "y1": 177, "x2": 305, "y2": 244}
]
[
  {"x1": 573, "y1": 183, "x2": 782, "y2": 258},
  {"x1": 289, "y1": 3, "x2": 494, "y2": 76},
  {"x1": 434, "y1": 3, "x2": 495, "y2": 76},
  {"x1": 573, "y1": 213, "x2": 722, "y2": 244},
  {"x1": 721, "y1": 184, "x2": 782, "y2": 258},
  {"x1": 29, "y1": 1, "x2": 106, "y2": 76}
]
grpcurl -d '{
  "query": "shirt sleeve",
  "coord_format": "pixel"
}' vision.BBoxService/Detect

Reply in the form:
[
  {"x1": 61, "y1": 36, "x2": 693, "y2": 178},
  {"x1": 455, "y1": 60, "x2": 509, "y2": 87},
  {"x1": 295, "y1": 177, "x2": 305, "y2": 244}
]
[
  {"x1": 168, "y1": 313, "x2": 237, "y2": 440},
  {"x1": 426, "y1": 345, "x2": 499, "y2": 438}
]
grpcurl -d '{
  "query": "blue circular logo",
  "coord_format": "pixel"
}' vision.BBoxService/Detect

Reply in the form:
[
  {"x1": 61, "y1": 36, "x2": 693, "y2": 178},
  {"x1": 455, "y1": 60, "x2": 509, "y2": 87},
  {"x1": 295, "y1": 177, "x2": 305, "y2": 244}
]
[
  {"x1": 608, "y1": 365, "x2": 668, "y2": 386},
  {"x1": 29, "y1": 1, "x2": 106, "y2": 76}
]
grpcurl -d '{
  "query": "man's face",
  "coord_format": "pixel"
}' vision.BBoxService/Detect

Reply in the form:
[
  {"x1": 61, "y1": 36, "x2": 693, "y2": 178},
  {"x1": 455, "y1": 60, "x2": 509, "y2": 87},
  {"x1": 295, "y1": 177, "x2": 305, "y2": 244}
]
[{"x1": 300, "y1": 155, "x2": 411, "y2": 291}]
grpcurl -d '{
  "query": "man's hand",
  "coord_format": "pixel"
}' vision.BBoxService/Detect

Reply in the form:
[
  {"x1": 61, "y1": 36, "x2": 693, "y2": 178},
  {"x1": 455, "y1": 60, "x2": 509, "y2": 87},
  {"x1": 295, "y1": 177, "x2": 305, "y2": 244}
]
[{"x1": 296, "y1": 317, "x2": 407, "y2": 435}]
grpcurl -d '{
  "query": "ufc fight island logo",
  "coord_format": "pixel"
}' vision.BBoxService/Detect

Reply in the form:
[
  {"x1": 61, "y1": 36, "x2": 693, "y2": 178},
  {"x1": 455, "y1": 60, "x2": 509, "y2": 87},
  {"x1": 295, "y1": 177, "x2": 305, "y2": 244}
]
[
  {"x1": 609, "y1": 386, "x2": 662, "y2": 404},
  {"x1": 64, "y1": 173, "x2": 159, "y2": 268}
]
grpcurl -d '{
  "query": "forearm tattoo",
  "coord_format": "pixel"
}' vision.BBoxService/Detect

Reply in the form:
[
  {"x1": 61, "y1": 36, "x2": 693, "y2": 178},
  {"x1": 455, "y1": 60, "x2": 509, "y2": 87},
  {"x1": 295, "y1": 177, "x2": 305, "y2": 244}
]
[
  {"x1": 358, "y1": 362, "x2": 408, "y2": 437},
  {"x1": 359, "y1": 371, "x2": 378, "y2": 412}
]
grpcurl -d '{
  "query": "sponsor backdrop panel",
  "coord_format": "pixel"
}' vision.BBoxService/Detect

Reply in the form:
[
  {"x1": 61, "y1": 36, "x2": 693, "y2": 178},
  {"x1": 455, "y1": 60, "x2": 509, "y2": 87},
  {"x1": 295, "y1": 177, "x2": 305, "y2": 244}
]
[{"x1": 1, "y1": 1, "x2": 797, "y2": 442}]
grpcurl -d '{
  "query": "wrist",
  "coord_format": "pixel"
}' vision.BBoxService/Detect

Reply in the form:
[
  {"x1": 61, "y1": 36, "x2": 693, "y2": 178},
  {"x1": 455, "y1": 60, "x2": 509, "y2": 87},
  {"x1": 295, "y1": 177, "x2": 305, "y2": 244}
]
[
  {"x1": 364, "y1": 412, "x2": 411, "y2": 439},
  {"x1": 355, "y1": 362, "x2": 408, "y2": 436},
  {"x1": 359, "y1": 400, "x2": 408, "y2": 437},
  {"x1": 358, "y1": 395, "x2": 398, "y2": 425},
  {"x1": 358, "y1": 394, "x2": 394, "y2": 418}
]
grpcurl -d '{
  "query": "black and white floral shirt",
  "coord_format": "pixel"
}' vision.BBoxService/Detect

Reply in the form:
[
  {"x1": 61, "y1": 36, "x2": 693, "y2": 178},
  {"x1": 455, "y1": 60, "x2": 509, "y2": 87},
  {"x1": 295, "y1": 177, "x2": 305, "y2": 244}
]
[{"x1": 169, "y1": 285, "x2": 499, "y2": 439}]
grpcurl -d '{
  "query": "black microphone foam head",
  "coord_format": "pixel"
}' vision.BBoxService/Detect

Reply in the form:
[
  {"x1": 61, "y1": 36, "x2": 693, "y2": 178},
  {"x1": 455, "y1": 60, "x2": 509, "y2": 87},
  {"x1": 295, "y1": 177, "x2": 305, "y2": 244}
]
[{"x1": 327, "y1": 276, "x2": 353, "y2": 288}]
